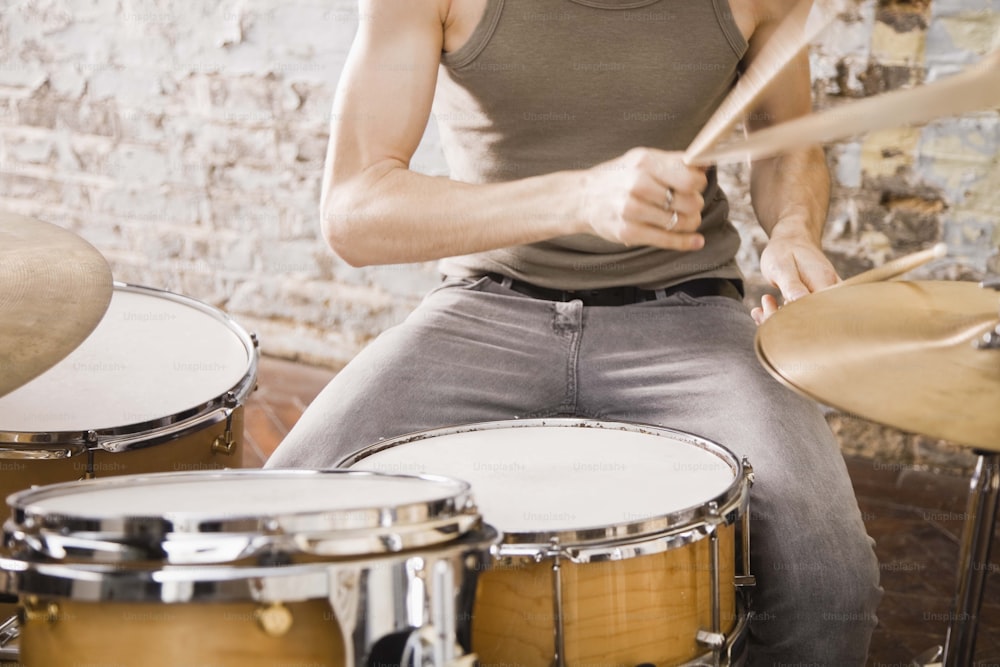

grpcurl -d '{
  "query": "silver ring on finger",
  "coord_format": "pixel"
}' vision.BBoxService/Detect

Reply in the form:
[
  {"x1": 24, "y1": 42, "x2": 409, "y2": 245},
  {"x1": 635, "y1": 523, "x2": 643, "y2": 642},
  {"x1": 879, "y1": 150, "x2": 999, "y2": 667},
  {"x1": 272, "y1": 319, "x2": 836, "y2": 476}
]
[
  {"x1": 666, "y1": 209, "x2": 679, "y2": 231},
  {"x1": 664, "y1": 187, "x2": 674, "y2": 210}
]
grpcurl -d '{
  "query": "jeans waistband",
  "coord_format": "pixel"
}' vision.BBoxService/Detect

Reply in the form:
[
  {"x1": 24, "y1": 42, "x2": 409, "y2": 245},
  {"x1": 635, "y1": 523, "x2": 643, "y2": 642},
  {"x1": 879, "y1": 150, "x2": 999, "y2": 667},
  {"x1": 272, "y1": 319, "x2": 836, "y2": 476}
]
[{"x1": 483, "y1": 273, "x2": 744, "y2": 307}]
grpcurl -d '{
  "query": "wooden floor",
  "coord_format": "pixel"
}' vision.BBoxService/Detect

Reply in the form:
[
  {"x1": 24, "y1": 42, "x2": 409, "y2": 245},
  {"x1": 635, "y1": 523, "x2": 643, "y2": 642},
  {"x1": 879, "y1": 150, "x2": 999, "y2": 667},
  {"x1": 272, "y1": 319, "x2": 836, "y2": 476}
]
[{"x1": 244, "y1": 355, "x2": 1000, "y2": 666}]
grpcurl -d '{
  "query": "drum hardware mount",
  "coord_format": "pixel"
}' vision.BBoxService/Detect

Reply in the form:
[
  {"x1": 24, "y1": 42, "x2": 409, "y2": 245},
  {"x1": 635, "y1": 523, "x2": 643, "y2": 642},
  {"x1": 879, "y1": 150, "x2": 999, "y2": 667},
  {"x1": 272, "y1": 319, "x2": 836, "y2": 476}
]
[
  {"x1": 391, "y1": 559, "x2": 474, "y2": 667},
  {"x1": 254, "y1": 601, "x2": 293, "y2": 637},
  {"x1": 327, "y1": 564, "x2": 362, "y2": 667},
  {"x1": 211, "y1": 392, "x2": 240, "y2": 456}
]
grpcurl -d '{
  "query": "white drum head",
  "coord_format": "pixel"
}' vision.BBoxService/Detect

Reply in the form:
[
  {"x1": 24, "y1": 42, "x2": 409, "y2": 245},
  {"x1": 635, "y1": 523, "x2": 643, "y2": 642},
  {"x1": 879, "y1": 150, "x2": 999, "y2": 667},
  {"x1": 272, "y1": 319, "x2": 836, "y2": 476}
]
[
  {"x1": 0, "y1": 286, "x2": 253, "y2": 432},
  {"x1": 348, "y1": 422, "x2": 737, "y2": 535},
  {"x1": 14, "y1": 470, "x2": 466, "y2": 520}
]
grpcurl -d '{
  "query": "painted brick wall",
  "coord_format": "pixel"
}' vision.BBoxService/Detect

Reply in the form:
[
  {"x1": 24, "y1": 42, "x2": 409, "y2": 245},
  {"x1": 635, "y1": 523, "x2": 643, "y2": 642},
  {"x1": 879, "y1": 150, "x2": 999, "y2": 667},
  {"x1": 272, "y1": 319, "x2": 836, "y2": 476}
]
[{"x1": 1, "y1": 0, "x2": 997, "y2": 468}]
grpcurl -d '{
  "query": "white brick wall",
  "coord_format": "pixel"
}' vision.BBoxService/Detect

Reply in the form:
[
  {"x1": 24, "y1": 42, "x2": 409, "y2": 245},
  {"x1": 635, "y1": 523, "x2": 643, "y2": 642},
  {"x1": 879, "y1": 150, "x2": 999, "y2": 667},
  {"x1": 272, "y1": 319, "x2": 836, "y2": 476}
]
[{"x1": 1, "y1": 0, "x2": 997, "y2": 374}]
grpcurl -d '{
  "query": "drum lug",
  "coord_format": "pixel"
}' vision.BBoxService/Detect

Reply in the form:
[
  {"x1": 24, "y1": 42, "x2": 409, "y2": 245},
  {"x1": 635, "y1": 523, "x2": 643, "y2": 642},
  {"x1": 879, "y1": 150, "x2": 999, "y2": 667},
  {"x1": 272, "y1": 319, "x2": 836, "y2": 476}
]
[
  {"x1": 81, "y1": 431, "x2": 99, "y2": 479},
  {"x1": 739, "y1": 456, "x2": 755, "y2": 594},
  {"x1": 707, "y1": 527, "x2": 722, "y2": 638},
  {"x1": 695, "y1": 629, "x2": 726, "y2": 649},
  {"x1": 548, "y1": 537, "x2": 566, "y2": 667},
  {"x1": 741, "y1": 457, "x2": 754, "y2": 487},
  {"x1": 211, "y1": 392, "x2": 239, "y2": 456},
  {"x1": 254, "y1": 601, "x2": 293, "y2": 637},
  {"x1": 974, "y1": 324, "x2": 1000, "y2": 350},
  {"x1": 250, "y1": 333, "x2": 261, "y2": 394},
  {"x1": 22, "y1": 596, "x2": 59, "y2": 624}
]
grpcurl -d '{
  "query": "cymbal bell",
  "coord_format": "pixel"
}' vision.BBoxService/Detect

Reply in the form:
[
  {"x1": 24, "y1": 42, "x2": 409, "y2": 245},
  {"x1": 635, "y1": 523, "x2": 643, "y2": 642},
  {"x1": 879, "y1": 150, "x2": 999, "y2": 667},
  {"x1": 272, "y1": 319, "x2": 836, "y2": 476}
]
[
  {"x1": 0, "y1": 212, "x2": 113, "y2": 398},
  {"x1": 756, "y1": 280, "x2": 1000, "y2": 451}
]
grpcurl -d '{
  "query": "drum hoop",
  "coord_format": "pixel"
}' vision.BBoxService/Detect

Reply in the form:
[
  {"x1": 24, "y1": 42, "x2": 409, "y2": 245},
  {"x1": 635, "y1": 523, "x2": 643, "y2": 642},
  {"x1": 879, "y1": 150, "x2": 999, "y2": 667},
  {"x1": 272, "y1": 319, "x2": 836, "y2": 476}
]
[
  {"x1": 0, "y1": 525, "x2": 501, "y2": 603},
  {"x1": 6, "y1": 470, "x2": 484, "y2": 560},
  {"x1": 339, "y1": 418, "x2": 747, "y2": 558},
  {"x1": 0, "y1": 283, "x2": 260, "y2": 451},
  {"x1": 499, "y1": 485, "x2": 747, "y2": 563}
]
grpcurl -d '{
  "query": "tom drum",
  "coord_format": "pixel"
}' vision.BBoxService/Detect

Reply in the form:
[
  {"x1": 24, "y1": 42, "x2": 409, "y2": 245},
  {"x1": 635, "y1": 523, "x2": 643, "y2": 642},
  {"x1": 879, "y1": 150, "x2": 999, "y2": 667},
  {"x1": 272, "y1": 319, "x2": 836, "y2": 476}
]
[
  {"x1": 1, "y1": 469, "x2": 499, "y2": 666},
  {"x1": 0, "y1": 282, "x2": 259, "y2": 500},
  {"x1": 342, "y1": 419, "x2": 755, "y2": 667}
]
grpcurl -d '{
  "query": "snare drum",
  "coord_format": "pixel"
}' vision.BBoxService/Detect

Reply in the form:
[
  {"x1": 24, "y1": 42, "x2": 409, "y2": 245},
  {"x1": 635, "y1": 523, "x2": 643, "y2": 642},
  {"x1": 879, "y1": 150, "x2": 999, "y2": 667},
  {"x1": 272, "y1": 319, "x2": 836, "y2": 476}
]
[
  {"x1": 1, "y1": 469, "x2": 499, "y2": 667},
  {"x1": 342, "y1": 419, "x2": 755, "y2": 667},
  {"x1": 0, "y1": 283, "x2": 259, "y2": 501}
]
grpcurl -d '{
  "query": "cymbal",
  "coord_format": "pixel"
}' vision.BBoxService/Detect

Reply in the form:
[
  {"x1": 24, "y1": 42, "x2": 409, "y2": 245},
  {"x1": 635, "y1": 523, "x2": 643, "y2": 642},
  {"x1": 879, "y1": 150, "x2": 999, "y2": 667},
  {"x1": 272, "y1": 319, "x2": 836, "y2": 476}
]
[
  {"x1": 0, "y1": 212, "x2": 113, "y2": 398},
  {"x1": 756, "y1": 281, "x2": 1000, "y2": 451}
]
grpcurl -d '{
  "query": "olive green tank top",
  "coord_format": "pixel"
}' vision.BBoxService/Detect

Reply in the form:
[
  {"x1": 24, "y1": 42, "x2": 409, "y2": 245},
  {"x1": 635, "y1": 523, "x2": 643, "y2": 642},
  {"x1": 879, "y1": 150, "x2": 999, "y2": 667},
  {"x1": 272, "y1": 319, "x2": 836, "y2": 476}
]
[{"x1": 435, "y1": 0, "x2": 748, "y2": 290}]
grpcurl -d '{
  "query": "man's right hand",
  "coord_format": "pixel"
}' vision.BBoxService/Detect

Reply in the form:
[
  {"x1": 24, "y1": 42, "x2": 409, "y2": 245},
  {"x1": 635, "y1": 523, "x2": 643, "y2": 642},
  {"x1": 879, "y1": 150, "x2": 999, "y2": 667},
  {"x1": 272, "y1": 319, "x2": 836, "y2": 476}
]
[{"x1": 576, "y1": 147, "x2": 708, "y2": 251}]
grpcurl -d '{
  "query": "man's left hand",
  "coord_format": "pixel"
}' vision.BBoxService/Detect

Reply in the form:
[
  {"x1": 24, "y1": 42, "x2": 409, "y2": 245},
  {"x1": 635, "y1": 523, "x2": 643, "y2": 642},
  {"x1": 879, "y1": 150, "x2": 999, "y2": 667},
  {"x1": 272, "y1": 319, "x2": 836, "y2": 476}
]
[{"x1": 751, "y1": 233, "x2": 840, "y2": 325}]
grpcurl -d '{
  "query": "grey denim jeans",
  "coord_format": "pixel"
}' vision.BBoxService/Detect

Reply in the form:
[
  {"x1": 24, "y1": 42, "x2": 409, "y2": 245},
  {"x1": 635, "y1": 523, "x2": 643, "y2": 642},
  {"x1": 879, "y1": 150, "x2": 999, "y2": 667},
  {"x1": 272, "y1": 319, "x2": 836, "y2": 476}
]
[{"x1": 266, "y1": 275, "x2": 883, "y2": 666}]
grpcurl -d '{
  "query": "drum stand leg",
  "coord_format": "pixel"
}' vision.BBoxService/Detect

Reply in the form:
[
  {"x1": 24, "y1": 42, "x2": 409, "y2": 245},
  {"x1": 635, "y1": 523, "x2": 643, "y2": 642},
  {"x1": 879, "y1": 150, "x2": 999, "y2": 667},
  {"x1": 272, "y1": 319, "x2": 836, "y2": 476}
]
[{"x1": 913, "y1": 450, "x2": 999, "y2": 667}]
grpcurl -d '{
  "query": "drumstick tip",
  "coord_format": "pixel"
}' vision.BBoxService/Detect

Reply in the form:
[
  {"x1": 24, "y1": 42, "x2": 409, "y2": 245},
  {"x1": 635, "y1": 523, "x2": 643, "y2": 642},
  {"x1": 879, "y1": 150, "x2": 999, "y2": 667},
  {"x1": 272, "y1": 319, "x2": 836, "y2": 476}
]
[{"x1": 932, "y1": 242, "x2": 948, "y2": 259}]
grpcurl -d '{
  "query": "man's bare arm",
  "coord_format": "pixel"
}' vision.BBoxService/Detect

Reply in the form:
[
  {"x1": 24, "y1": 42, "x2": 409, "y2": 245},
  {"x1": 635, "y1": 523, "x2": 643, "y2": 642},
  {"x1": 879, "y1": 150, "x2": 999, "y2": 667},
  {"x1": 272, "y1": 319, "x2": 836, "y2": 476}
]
[
  {"x1": 744, "y1": 0, "x2": 838, "y2": 318},
  {"x1": 321, "y1": 0, "x2": 708, "y2": 267},
  {"x1": 745, "y1": 1, "x2": 830, "y2": 243}
]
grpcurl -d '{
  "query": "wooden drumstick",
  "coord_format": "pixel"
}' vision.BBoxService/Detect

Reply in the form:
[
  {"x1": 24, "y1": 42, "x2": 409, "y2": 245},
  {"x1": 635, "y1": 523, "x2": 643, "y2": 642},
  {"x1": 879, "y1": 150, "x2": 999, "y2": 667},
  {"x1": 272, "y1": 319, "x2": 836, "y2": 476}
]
[
  {"x1": 835, "y1": 243, "x2": 948, "y2": 288},
  {"x1": 684, "y1": 0, "x2": 846, "y2": 164},
  {"x1": 690, "y1": 50, "x2": 1000, "y2": 166}
]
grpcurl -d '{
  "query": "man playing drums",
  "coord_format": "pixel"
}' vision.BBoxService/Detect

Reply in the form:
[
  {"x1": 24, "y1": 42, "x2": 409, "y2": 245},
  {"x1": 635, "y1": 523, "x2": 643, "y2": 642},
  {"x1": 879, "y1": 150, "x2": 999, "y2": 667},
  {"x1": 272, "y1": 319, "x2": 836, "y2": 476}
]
[{"x1": 267, "y1": 0, "x2": 882, "y2": 662}]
